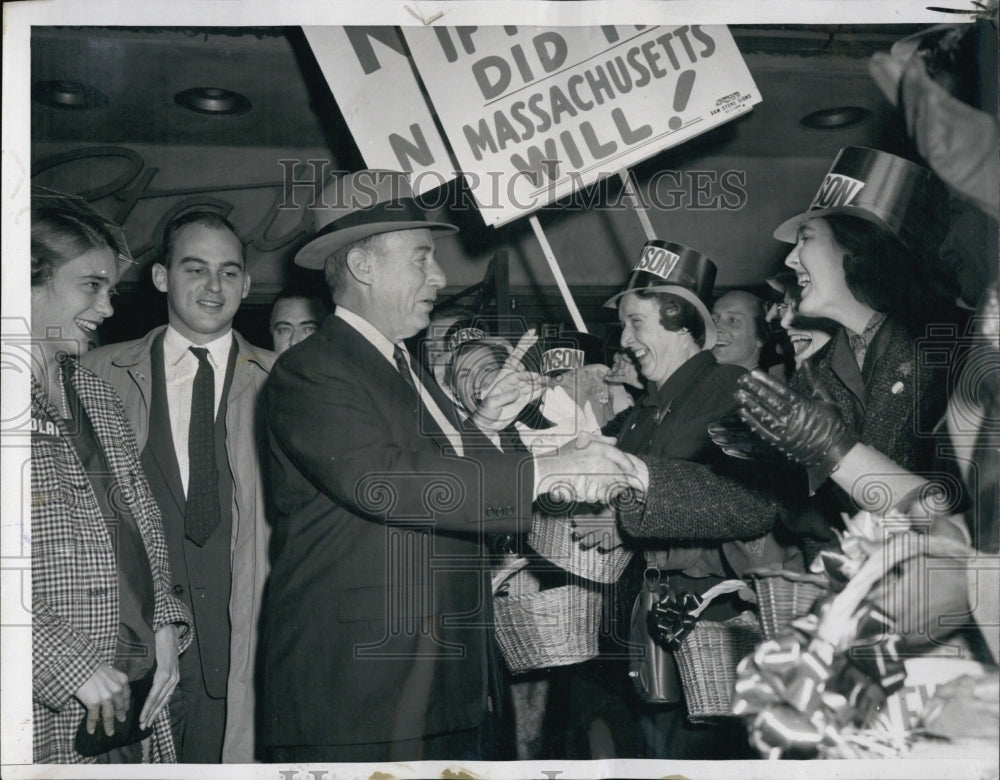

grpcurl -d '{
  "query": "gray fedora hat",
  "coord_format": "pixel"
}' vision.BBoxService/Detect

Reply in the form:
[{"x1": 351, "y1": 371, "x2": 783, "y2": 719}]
[{"x1": 295, "y1": 169, "x2": 458, "y2": 269}]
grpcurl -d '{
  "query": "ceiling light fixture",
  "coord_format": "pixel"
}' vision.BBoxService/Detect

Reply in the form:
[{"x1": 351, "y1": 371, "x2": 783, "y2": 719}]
[
  {"x1": 799, "y1": 106, "x2": 870, "y2": 129},
  {"x1": 174, "y1": 87, "x2": 252, "y2": 115},
  {"x1": 32, "y1": 80, "x2": 109, "y2": 110}
]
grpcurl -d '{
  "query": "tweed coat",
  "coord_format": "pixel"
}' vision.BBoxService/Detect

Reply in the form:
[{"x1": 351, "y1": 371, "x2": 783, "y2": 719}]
[
  {"x1": 784, "y1": 316, "x2": 951, "y2": 545},
  {"x1": 613, "y1": 351, "x2": 792, "y2": 576},
  {"x1": 31, "y1": 361, "x2": 193, "y2": 764},
  {"x1": 82, "y1": 326, "x2": 274, "y2": 762},
  {"x1": 791, "y1": 316, "x2": 949, "y2": 473}
]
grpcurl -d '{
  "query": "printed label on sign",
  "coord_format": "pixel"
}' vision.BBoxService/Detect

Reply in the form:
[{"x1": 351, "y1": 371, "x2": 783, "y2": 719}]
[
  {"x1": 542, "y1": 348, "x2": 584, "y2": 374},
  {"x1": 810, "y1": 174, "x2": 866, "y2": 210},
  {"x1": 635, "y1": 245, "x2": 681, "y2": 280}
]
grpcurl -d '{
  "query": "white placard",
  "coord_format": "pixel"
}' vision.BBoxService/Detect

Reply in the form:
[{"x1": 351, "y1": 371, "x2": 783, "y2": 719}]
[
  {"x1": 404, "y1": 24, "x2": 762, "y2": 225},
  {"x1": 303, "y1": 26, "x2": 456, "y2": 195}
]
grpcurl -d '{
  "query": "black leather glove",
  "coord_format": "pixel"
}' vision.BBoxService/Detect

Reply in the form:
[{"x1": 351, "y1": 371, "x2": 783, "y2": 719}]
[
  {"x1": 735, "y1": 368, "x2": 857, "y2": 494},
  {"x1": 707, "y1": 412, "x2": 787, "y2": 463}
]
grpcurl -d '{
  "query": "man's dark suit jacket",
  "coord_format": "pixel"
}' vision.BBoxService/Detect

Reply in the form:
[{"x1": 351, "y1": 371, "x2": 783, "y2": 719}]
[{"x1": 259, "y1": 314, "x2": 535, "y2": 750}]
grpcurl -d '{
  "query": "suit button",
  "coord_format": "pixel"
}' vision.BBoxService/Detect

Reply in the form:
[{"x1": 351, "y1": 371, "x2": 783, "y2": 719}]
[{"x1": 173, "y1": 584, "x2": 184, "y2": 596}]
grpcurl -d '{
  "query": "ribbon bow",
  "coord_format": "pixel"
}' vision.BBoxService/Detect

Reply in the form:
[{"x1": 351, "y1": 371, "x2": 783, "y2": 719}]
[
  {"x1": 731, "y1": 597, "x2": 906, "y2": 758},
  {"x1": 647, "y1": 590, "x2": 702, "y2": 650}
]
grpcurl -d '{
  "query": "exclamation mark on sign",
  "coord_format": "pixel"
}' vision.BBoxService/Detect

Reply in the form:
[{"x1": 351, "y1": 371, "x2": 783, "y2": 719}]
[{"x1": 669, "y1": 70, "x2": 696, "y2": 131}]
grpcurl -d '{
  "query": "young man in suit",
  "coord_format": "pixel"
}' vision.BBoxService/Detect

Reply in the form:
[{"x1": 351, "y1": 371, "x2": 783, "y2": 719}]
[
  {"x1": 82, "y1": 211, "x2": 274, "y2": 763},
  {"x1": 260, "y1": 169, "x2": 642, "y2": 763}
]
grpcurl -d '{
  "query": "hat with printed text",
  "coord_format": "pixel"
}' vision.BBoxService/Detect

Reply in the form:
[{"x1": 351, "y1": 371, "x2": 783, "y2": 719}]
[
  {"x1": 773, "y1": 146, "x2": 948, "y2": 253},
  {"x1": 603, "y1": 240, "x2": 718, "y2": 349}
]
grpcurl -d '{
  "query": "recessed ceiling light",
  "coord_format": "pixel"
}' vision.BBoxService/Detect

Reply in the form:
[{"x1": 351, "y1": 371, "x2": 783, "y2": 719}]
[
  {"x1": 32, "y1": 80, "x2": 108, "y2": 110},
  {"x1": 800, "y1": 106, "x2": 870, "y2": 129},
  {"x1": 174, "y1": 87, "x2": 251, "y2": 115}
]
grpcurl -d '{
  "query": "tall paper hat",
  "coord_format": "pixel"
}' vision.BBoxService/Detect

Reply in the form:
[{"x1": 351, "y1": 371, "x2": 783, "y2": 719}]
[
  {"x1": 773, "y1": 146, "x2": 948, "y2": 253},
  {"x1": 295, "y1": 169, "x2": 458, "y2": 269},
  {"x1": 538, "y1": 329, "x2": 608, "y2": 376},
  {"x1": 603, "y1": 240, "x2": 718, "y2": 349}
]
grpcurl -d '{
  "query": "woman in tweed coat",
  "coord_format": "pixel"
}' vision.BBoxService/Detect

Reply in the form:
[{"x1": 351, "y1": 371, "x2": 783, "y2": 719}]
[{"x1": 29, "y1": 193, "x2": 192, "y2": 763}]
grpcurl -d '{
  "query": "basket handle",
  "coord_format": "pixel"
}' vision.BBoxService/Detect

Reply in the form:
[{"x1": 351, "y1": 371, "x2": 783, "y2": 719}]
[
  {"x1": 491, "y1": 556, "x2": 531, "y2": 595},
  {"x1": 815, "y1": 534, "x2": 974, "y2": 649},
  {"x1": 689, "y1": 578, "x2": 758, "y2": 619}
]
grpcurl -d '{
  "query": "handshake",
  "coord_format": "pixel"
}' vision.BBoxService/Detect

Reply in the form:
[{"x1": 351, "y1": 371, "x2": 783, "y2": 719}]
[{"x1": 534, "y1": 431, "x2": 648, "y2": 505}]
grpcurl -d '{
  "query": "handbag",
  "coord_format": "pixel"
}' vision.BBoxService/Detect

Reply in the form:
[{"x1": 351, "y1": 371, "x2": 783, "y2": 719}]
[
  {"x1": 73, "y1": 665, "x2": 156, "y2": 758},
  {"x1": 628, "y1": 565, "x2": 682, "y2": 703}
]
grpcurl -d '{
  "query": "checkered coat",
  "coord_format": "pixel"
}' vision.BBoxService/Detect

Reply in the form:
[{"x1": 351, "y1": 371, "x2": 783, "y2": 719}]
[{"x1": 31, "y1": 360, "x2": 193, "y2": 764}]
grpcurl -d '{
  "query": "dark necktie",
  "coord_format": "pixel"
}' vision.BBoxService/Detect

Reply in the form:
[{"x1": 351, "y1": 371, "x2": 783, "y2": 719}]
[
  {"x1": 185, "y1": 347, "x2": 221, "y2": 546},
  {"x1": 393, "y1": 344, "x2": 417, "y2": 395}
]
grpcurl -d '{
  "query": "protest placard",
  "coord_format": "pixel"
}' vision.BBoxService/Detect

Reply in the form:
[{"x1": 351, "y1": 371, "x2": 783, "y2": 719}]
[
  {"x1": 303, "y1": 26, "x2": 456, "y2": 195},
  {"x1": 403, "y1": 24, "x2": 762, "y2": 225}
]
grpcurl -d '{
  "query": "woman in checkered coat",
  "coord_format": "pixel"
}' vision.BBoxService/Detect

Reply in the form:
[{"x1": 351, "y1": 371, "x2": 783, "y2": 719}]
[{"x1": 29, "y1": 193, "x2": 193, "y2": 763}]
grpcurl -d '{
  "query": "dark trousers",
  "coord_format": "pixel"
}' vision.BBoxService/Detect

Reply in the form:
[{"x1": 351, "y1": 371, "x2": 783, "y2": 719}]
[
  {"x1": 640, "y1": 703, "x2": 754, "y2": 760},
  {"x1": 266, "y1": 721, "x2": 492, "y2": 763},
  {"x1": 169, "y1": 633, "x2": 227, "y2": 763}
]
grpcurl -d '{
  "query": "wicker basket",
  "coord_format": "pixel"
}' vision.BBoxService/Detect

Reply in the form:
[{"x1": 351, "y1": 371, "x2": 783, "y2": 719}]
[
  {"x1": 673, "y1": 579, "x2": 763, "y2": 720},
  {"x1": 528, "y1": 507, "x2": 633, "y2": 584},
  {"x1": 491, "y1": 557, "x2": 602, "y2": 674},
  {"x1": 746, "y1": 567, "x2": 830, "y2": 640}
]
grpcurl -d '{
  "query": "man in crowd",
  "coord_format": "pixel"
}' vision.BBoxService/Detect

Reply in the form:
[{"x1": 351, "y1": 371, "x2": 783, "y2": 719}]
[
  {"x1": 83, "y1": 211, "x2": 274, "y2": 763},
  {"x1": 711, "y1": 289, "x2": 767, "y2": 371},
  {"x1": 268, "y1": 286, "x2": 330, "y2": 355},
  {"x1": 259, "y1": 169, "x2": 641, "y2": 763}
]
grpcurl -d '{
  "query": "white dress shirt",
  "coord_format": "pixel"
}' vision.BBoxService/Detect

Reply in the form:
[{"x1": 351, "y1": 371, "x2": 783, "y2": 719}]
[
  {"x1": 162, "y1": 325, "x2": 234, "y2": 495},
  {"x1": 335, "y1": 307, "x2": 464, "y2": 456}
]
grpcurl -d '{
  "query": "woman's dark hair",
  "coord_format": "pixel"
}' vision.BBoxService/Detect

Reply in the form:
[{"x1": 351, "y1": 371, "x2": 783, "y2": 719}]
[
  {"x1": 31, "y1": 202, "x2": 117, "y2": 288},
  {"x1": 634, "y1": 290, "x2": 706, "y2": 347},
  {"x1": 826, "y1": 214, "x2": 959, "y2": 335}
]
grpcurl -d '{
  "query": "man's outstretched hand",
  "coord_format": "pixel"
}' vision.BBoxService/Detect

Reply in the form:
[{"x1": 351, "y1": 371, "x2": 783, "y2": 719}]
[{"x1": 534, "y1": 431, "x2": 647, "y2": 504}]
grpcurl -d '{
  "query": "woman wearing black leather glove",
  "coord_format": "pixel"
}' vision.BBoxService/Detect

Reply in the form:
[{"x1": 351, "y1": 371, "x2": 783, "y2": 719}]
[
  {"x1": 736, "y1": 368, "x2": 857, "y2": 494},
  {"x1": 739, "y1": 147, "x2": 967, "y2": 565},
  {"x1": 770, "y1": 148, "x2": 960, "y2": 480}
]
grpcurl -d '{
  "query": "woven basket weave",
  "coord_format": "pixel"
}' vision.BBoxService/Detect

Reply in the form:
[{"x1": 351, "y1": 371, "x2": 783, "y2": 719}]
[
  {"x1": 528, "y1": 508, "x2": 633, "y2": 584},
  {"x1": 746, "y1": 567, "x2": 830, "y2": 640},
  {"x1": 491, "y1": 557, "x2": 602, "y2": 674},
  {"x1": 673, "y1": 580, "x2": 763, "y2": 719}
]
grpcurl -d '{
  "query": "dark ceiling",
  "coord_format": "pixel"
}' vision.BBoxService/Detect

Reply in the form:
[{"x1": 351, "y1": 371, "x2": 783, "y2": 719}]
[{"x1": 31, "y1": 25, "x2": 913, "y2": 162}]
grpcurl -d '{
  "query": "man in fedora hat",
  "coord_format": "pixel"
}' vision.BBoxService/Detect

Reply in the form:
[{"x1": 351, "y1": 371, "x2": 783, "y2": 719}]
[{"x1": 259, "y1": 169, "x2": 643, "y2": 762}]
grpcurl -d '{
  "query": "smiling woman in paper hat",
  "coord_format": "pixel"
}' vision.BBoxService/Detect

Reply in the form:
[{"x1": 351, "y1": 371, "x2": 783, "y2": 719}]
[
  {"x1": 774, "y1": 147, "x2": 954, "y2": 334},
  {"x1": 599, "y1": 238, "x2": 795, "y2": 761},
  {"x1": 735, "y1": 146, "x2": 960, "y2": 503},
  {"x1": 605, "y1": 239, "x2": 719, "y2": 367},
  {"x1": 295, "y1": 169, "x2": 458, "y2": 270}
]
